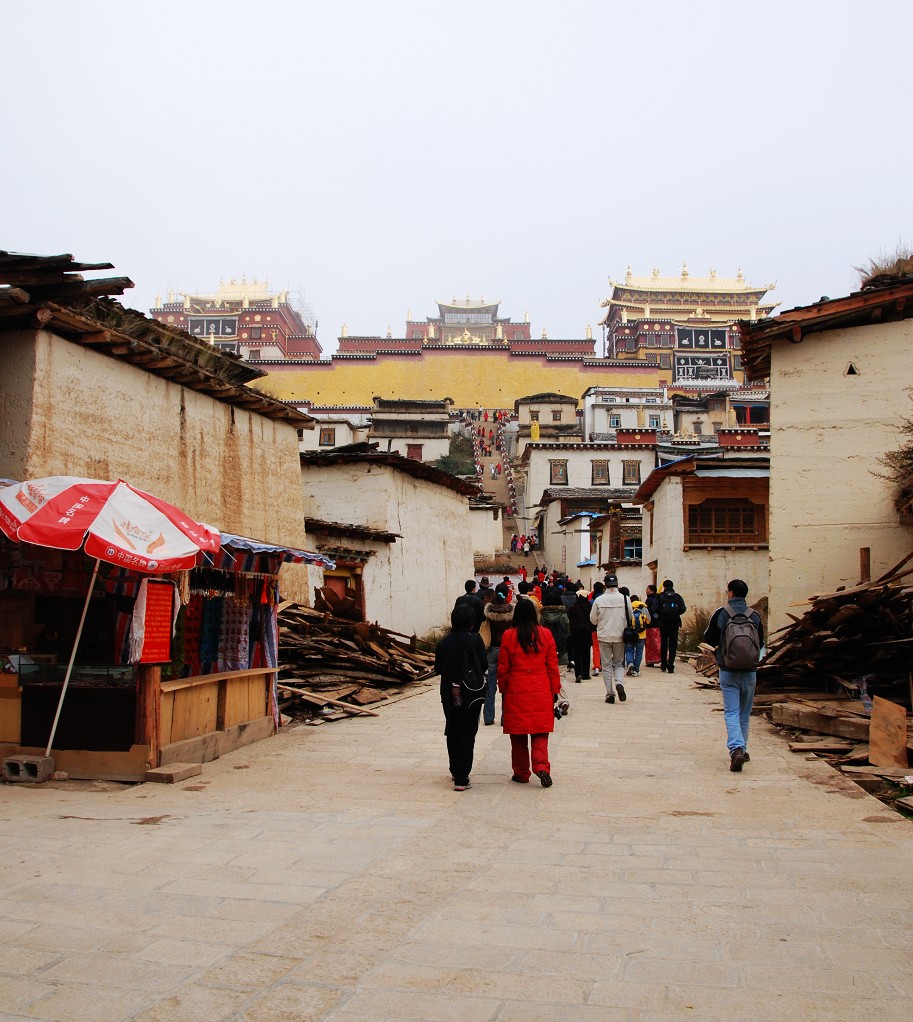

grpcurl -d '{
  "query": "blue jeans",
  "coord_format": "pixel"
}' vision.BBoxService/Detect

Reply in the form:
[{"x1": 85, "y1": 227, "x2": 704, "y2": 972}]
[
  {"x1": 625, "y1": 639, "x2": 645, "y2": 672},
  {"x1": 484, "y1": 645, "x2": 500, "y2": 724},
  {"x1": 719, "y1": 669, "x2": 756, "y2": 752}
]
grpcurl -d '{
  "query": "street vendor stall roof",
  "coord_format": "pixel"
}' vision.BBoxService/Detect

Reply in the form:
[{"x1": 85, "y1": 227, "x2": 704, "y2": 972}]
[{"x1": 217, "y1": 532, "x2": 335, "y2": 569}]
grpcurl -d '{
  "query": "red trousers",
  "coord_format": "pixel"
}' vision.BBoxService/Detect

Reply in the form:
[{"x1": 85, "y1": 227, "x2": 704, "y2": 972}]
[{"x1": 510, "y1": 733, "x2": 550, "y2": 780}]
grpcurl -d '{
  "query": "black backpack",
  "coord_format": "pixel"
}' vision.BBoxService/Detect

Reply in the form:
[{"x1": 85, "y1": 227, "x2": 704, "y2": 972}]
[
  {"x1": 659, "y1": 591, "x2": 682, "y2": 625},
  {"x1": 719, "y1": 607, "x2": 761, "y2": 670},
  {"x1": 544, "y1": 617, "x2": 568, "y2": 657}
]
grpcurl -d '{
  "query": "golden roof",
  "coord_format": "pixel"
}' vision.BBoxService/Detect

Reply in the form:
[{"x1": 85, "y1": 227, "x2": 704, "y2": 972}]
[{"x1": 609, "y1": 265, "x2": 775, "y2": 295}]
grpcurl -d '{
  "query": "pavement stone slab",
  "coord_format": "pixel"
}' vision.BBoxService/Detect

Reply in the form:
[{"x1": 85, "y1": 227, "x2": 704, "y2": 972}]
[{"x1": 0, "y1": 659, "x2": 910, "y2": 1020}]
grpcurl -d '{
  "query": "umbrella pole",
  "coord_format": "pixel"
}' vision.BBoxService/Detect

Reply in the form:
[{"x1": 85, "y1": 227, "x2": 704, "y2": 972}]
[{"x1": 45, "y1": 558, "x2": 101, "y2": 758}]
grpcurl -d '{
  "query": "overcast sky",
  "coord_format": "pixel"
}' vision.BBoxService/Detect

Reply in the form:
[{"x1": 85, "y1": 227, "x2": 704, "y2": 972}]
[{"x1": 6, "y1": 1, "x2": 911, "y2": 355}]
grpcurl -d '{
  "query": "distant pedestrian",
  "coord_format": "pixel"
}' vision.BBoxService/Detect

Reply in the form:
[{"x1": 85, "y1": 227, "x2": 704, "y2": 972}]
[
  {"x1": 624, "y1": 594, "x2": 650, "y2": 677},
  {"x1": 482, "y1": 585, "x2": 514, "y2": 726},
  {"x1": 704, "y1": 579, "x2": 764, "y2": 772},
  {"x1": 657, "y1": 579, "x2": 687, "y2": 673},
  {"x1": 453, "y1": 579, "x2": 484, "y2": 631},
  {"x1": 590, "y1": 574, "x2": 633, "y2": 704},
  {"x1": 644, "y1": 583, "x2": 661, "y2": 667}
]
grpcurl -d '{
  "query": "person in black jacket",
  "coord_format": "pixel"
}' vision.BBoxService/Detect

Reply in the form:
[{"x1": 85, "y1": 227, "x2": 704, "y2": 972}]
[
  {"x1": 435, "y1": 603, "x2": 487, "y2": 791},
  {"x1": 657, "y1": 579, "x2": 686, "y2": 673},
  {"x1": 567, "y1": 589, "x2": 594, "y2": 682},
  {"x1": 453, "y1": 579, "x2": 484, "y2": 631}
]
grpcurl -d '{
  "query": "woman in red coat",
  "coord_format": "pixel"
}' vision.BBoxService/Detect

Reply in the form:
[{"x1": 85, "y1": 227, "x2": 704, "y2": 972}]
[{"x1": 497, "y1": 597, "x2": 562, "y2": 787}]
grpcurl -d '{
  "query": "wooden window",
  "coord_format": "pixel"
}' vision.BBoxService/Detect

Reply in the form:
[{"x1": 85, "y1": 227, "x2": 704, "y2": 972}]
[
  {"x1": 648, "y1": 414, "x2": 660, "y2": 428},
  {"x1": 622, "y1": 461, "x2": 641, "y2": 486},
  {"x1": 687, "y1": 499, "x2": 762, "y2": 545},
  {"x1": 624, "y1": 537, "x2": 642, "y2": 559},
  {"x1": 406, "y1": 444, "x2": 423, "y2": 461},
  {"x1": 530, "y1": 411, "x2": 540, "y2": 422},
  {"x1": 551, "y1": 409, "x2": 562, "y2": 422},
  {"x1": 248, "y1": 349, "x2": 261, "y2": 360},
  {"x1": 249, "y1": 326, "x2": 261, "y2": 340},
  {"x1": 659, "y1": 353, "x2": 672, "y2": 369},
  {"x1": 319, "y1": 427, "x2": 336, "y2": 447},
  {"x1": 591, "y1": 461, "x2": 609, "y2": 485},
  {"x1": 609, "y1": 414, "x2": 621, "y2": 428},
  {"x1": 549, "y1": 460, "x2": 568, "y2": 485}
]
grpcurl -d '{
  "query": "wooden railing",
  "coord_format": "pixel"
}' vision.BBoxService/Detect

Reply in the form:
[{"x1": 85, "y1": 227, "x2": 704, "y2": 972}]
[{"x1": 159, "y1": 668, "x2": 276, "y2": 746}]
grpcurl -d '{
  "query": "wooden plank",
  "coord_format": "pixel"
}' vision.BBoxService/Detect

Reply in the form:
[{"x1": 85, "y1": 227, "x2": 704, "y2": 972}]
[
  {"x1": 770, "y1": 703, "x2": 870, "y2": 741},
  {"x1": 276, "y1": 683, "x2": 379, "y2": 716},
  {"x1": 869, "y1": 696, "x2": 909, "y2": 769},
  {"x1": 788, "y1": 740, "x2": 855, "y2": 753}
]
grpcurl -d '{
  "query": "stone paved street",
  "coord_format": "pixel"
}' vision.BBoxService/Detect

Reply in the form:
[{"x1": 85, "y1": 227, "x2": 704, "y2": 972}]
[{"x1": 0, "y1": 661, "x2": 911, "y2": 1021}]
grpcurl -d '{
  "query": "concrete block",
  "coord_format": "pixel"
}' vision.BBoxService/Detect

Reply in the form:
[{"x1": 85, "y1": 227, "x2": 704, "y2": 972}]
[
  {"x1": 145, "y1": 762, "x2": 203, "y2": 783},
  {"x1": 3, "y1": 755, "x2": 55, "y2": 783}
]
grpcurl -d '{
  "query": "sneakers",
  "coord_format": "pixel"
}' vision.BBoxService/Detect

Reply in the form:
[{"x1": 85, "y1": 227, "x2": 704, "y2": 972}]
[
  {"x1": 729, "y1": 748, "x2": 746, "y2": 772},
  {"x1": 630, "y1": 670, "x2": 640, "y2": 677},
  {"x1": 625, "y1": 662, "x2": 633, "y2": 676},
  {"x1": 453, "y1": 780, "x2": 472, "y2": 791},
  {"x1": 616, "y1": 683, "x2": 627, "y2": 702},
  {"x1": 536, "y1": 770, "x2": 553, "y2": 788},
  {"x1": 605, "y1": 693, "x2": 615, "y2": 704}
]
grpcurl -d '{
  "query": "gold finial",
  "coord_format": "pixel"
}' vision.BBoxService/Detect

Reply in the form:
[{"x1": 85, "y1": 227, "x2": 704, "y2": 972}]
[
  {"x1": 496, "y1": 323, "x2": 503, "y2": 339},
  {"x1": 737, "y1": 267, "x2": 744, "y2": 281},
  {"x1": 586, "y1": 324, "x2": 593, "y2": 340},
  {"x1": 480, "y1": 293, "x2": 485, "y2": 303},
  {"x1": 541, "y1": 328, "x2": 548, "y2": 339},
  {"x1": 625, "y1": 266, "x2": 633, "y2": 284},
  {"x1": 710, "y1": 269, "x2": 717, "y2": 278},
  {"x1": 155, "y1": 294, "x2": 161, "y2": 308},
  {"x1": 681, "y1": 262, "x2": 689, "y2": 278},
  {"x1": 341, "y1": 323, "x2": 348, "y2": 337},
  {"x1": 386, "y1": 325, "x2": 392, "y2": 338},
  {"x1": 524, "y1": 311, "x2": 529, "y2": 323},
  {"x1": 168, "y1": 289, "x2": 175, "y2": 303},
  {"x1": 407, "y1": 308, "x2": 412, "y2": 321},
  {"x1": 466, "y1": 291, "x2": 471, "y2": 303}
]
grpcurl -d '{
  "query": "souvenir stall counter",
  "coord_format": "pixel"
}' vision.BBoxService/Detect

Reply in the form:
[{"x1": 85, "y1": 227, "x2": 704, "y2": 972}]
[
  {"x1": 0, "y1": 543, "x2": 144, "y2": 775},
  {"x1": 0, "y1": 535, "x2": 333, "y2": 781}
]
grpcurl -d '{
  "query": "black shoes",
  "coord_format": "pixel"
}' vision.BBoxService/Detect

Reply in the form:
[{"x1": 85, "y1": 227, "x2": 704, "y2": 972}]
[
  {"x1": 536, "y1": 770, "x2": 553, "y2": 788},
  {"x1": 605, "y1": 693, "x2": 615, "y2": 703},
  {"x1": 730, "y1": 748, "x2": 746, "y2": 772},
  {"x1": 616, "y1": 683, "x2": 627, "y2": 702}
]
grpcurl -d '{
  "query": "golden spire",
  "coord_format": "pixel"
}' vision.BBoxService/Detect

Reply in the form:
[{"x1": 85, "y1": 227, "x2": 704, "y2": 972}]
[{"x1": 586, "y1": 324, "x2": 593, "y2": 340}]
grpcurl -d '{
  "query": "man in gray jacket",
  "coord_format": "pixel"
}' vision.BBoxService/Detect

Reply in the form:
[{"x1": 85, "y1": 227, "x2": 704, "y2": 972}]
[{"x1": 589, "y1": 575, "x2": 633, "y2": 704}]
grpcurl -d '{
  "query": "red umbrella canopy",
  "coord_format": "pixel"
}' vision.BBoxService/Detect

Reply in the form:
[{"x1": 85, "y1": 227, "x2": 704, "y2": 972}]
[{"x1": 0, "y1": 477, "x2": 220, "y2": 572}]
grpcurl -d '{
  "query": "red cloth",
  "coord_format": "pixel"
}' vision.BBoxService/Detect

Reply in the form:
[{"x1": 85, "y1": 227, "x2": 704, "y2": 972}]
[
  {"x1": 511, "y1": 733, "x2": 550, "y2": 780},
  {"x1": 645, "y1": 626, "x2": 661, "y2": 665},
  {"x1": 591, "y1": 631, "x2": 601, "y2": 670},
  {"x1": 497, "y1": 625, "x2": 561, "y2": 734}
]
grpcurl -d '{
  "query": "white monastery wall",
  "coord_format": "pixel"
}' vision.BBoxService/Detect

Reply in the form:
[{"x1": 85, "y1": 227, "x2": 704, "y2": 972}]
[
  {"x1": 1, "y1": 329, "x2": 316, "y2": 603},
  {"x1": 301, "y1": 463, "x2": 474, "y2": 636},
  {"x1": 643, "y1": 478, "x2": 768, "y2": 625},
  {"x1": 768, "y1": 321, "x2": 913, "y2": 630}
]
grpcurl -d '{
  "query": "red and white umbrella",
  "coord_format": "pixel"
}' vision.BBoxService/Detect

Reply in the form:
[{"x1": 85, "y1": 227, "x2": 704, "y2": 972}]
[
  {"x1": 0, "y1": 476, "x2": 220, "y2": 571},
  {"x1": 0, "y1": 477, "x2": 220, "y2": 757}
]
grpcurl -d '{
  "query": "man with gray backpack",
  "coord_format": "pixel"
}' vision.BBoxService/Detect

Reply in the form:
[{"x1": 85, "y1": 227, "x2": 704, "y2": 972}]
[{"x1": 704, "y1": 579, "x2": 765, "y2": 772}]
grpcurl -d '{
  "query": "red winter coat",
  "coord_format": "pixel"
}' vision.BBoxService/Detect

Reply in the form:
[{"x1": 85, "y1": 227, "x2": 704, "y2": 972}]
[{"x1": 497, "y1": 625, "x2": 561, "y2": 735}]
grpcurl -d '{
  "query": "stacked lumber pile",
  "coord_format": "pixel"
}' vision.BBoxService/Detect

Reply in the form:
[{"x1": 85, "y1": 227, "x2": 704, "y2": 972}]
[
  {"x1": 277, "y1": 602, "x2": 436, "y2": 722},
  {"x1": 759, "y1": 553, "x2": 913, "y2": 703}
]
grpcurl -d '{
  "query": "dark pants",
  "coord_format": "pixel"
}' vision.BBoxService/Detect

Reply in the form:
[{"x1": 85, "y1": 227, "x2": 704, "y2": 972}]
[
  {"x1": 569, "y1": 630, "x2": 592, "y2": 679},
  {"x1": 443, "y1": 700, "x2": 483, "y2": 784},
  {"x1": 660, "y1": 625, "x2": 679, "y2": 670}
]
